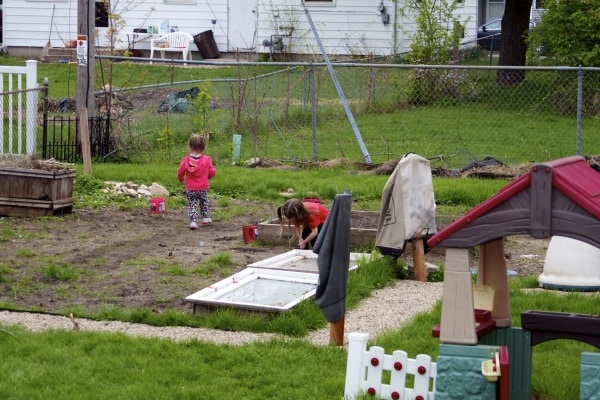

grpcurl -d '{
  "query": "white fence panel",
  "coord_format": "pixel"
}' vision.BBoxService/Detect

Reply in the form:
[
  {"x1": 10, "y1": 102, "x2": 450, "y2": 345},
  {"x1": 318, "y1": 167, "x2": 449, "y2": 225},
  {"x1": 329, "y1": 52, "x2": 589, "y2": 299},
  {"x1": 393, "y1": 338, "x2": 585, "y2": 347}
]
[
  {"x1": 345, "y1": 332, "x2": 436, "y2": 400},
  {"x1": 0, "y1": 60, "x2": 39, "y2": 156}
]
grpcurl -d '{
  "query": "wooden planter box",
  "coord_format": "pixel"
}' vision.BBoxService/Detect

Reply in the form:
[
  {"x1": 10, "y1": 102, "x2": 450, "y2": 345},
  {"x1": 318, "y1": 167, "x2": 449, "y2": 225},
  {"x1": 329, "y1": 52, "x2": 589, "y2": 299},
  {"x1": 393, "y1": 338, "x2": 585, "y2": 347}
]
[
  {"x1": 0, "y1": 167, "x2": 76, "y2": 217},
  {"x1": 257, "y1": 211, "x2": 379, "y2": 248}
]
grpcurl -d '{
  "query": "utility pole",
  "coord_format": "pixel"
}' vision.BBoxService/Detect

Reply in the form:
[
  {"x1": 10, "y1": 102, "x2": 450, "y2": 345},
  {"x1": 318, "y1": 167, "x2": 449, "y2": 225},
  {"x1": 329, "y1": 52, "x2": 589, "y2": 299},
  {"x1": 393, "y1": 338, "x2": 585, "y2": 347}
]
[{"x1": 76, "y1": 0, "x2": 96, "y2": 142}]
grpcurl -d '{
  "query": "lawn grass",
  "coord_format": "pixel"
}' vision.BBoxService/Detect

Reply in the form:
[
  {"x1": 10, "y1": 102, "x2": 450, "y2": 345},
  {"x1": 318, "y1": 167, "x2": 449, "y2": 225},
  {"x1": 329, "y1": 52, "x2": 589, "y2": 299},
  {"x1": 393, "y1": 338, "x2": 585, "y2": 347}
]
[
  {"x1": 74, "y1": 163, "x2": 508, "y2": 212},
  {"x1": 0, "y1": 279, "x2": 596, "y2": 400}
]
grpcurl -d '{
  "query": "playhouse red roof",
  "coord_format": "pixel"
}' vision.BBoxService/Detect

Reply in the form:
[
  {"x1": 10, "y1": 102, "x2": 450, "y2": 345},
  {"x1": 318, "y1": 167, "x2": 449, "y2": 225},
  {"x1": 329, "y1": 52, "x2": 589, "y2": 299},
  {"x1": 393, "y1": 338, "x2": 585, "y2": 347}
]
[{"x1": 427, "y1": 156, "x2": 600, "y2": 250}]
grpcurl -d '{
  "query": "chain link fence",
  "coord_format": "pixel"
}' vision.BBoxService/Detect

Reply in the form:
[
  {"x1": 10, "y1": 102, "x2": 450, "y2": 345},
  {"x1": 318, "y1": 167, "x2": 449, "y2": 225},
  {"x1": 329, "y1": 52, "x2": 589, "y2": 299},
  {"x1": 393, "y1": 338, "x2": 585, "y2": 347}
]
[{"x1": 51, "y1": 59, "x2": 600, "y2": 169}]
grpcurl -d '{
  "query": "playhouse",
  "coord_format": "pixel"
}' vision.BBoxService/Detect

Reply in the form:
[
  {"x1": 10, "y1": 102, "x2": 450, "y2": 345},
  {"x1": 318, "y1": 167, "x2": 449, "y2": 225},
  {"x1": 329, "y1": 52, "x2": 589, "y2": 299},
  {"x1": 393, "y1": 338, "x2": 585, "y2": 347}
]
[
  {"x1": 345, "y1": 156, "x2": 599, "y2": 400},
  {"x1": 426, "y1": 155, "x2": 600, "y2": 399},
  {"x1": 427, "y1": 155, "x2": 599, "y2": 345}
]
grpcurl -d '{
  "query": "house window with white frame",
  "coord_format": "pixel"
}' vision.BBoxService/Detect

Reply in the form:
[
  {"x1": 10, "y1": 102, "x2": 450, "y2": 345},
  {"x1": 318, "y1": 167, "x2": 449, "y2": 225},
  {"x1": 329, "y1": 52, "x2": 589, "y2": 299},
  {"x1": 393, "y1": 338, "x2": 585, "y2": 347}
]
[
  {"x1": 303, "y1": 0, "x2": 335, "y2": 5},
  {"x1": 488, "y1": 0, "x2": 504, "y2": 21}
]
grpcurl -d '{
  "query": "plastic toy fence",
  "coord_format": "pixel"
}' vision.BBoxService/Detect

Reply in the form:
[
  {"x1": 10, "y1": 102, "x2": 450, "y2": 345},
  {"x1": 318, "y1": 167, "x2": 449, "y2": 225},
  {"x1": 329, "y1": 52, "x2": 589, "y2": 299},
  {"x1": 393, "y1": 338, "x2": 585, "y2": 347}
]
[{"x1": 344, "y1": 332, "x2": 436, "y2": 400}]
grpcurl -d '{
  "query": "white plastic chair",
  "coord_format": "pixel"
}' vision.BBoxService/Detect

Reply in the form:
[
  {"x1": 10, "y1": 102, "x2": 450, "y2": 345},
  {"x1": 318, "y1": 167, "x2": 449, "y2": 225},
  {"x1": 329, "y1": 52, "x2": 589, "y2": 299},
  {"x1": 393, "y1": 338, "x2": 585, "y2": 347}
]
[{"x1": 150, "y1": 32, "x2": 194, "y2": 64}]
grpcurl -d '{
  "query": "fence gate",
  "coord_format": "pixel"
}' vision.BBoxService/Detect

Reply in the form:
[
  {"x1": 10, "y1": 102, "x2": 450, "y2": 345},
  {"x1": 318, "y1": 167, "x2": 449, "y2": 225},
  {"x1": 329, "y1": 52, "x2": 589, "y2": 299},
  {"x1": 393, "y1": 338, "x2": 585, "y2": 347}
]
[{"x1": 0, "y1": 60, "x2": 39, "y2": 157}]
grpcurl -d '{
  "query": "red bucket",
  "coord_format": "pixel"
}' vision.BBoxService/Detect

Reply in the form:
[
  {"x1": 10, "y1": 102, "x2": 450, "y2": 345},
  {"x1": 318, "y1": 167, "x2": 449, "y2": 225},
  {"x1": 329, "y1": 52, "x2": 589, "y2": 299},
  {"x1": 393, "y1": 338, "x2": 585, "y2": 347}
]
[
  {"x1": 149, "y1": 197, "x2": 166, "y2": 214},
  {"x1": 242, "y1": 225, "x2": 258, "y2": 244},
  {"x1": 302, "y1": 197, "x2": 321, "y2": 204}
]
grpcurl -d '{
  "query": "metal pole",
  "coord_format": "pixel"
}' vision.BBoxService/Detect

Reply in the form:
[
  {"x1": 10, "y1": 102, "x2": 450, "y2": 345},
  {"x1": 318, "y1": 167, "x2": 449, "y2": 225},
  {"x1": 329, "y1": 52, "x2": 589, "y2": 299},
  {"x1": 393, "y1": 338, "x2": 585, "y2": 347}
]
[
  {"x1": 303, "y1": 67, "x2": 308, "y2": 111},
  {"x1": 576, "y1": 65, "x2": 583, "y2": 156},
  {"x1": 42, "y1": 77, "x2": 49, "y2": 160},
  {"x1": 303, "y1": 7, "x2": 372, "y2": 163},
  {"x1": 310, "y1": 65, "x2": 318, "y2": 161}
]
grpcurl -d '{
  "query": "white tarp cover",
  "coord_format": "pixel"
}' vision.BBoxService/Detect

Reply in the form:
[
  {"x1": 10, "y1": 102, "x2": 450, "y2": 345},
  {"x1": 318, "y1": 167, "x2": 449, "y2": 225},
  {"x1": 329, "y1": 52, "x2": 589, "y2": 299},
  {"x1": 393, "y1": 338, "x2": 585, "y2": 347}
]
[{"x1": 375, "y1": 153, "x2": 437, "y2": 257}]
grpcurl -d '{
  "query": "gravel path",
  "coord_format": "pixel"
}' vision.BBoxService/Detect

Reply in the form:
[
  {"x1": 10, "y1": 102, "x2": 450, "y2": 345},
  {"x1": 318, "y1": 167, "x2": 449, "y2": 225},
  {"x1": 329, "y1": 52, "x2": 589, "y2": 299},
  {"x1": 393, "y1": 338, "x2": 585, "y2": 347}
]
[{"x1": 0, "y1": 280, "x2": 443, "y2": 346}]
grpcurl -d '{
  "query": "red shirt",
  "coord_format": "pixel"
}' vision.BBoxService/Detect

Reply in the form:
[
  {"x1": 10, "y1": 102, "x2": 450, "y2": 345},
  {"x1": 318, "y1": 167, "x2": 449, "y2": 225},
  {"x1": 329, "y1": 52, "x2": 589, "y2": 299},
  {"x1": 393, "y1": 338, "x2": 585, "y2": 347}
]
[{"x1": 303, "y1": 202, "x2": 328, "y2": 229}]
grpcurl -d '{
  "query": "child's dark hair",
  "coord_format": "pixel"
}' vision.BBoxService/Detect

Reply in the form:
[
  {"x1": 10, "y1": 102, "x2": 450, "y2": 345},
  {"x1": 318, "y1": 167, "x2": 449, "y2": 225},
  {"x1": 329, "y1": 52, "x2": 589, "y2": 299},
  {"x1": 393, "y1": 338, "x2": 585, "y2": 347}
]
[
  {"x1": 277, "y1": 199, "x2": 308, "y2": 236},
  {"x1": 189, "y1": 133, "x2": 208, "y2": 152}
]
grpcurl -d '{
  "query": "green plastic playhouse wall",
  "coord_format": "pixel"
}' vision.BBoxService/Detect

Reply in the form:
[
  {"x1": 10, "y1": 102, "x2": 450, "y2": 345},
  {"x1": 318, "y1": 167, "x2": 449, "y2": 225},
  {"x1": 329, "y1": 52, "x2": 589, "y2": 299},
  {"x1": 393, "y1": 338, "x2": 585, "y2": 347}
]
[{"x1": 435, "y1": 344, "x2": 499, "y2": 399}]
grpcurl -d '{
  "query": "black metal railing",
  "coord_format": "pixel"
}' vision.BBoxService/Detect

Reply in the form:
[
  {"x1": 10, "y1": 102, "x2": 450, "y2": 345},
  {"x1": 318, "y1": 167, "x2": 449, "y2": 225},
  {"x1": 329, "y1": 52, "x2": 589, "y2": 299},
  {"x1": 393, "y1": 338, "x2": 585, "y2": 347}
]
[{"x1": 41, "y1": 114, "x2": 115, "y2": 163}]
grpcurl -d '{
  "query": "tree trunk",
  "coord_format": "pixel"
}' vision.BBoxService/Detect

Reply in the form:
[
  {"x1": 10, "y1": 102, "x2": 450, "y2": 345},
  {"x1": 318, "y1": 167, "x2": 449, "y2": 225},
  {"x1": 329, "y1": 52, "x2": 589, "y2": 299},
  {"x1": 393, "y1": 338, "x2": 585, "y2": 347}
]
[{"x1": 496, "y1": 0, "x2": 533, "y2": 86}]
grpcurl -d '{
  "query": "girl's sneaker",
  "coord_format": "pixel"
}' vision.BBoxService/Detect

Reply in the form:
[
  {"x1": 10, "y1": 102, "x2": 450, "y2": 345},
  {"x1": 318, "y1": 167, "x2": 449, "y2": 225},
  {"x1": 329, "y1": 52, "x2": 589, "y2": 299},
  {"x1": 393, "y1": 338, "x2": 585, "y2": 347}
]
[
  {"x1": 201, "y1": 218, "x2": 212, "y2": 225},
  {"x1": 189, "y1": 222, "x2": 198, "y2": 230}
]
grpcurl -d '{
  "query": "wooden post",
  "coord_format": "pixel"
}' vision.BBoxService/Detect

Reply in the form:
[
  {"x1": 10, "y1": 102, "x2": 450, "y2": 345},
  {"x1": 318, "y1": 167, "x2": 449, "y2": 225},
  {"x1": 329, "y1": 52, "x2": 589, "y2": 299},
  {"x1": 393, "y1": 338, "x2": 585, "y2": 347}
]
[
  {"x1": 412, "y1": 236, "x2": 427, "y2": 282},
  {"x1": 76, "y1": 0, "x2": 95, "y2": 122},
  {"x1": 330, "y1": 316, "x2": 345, "y2": 346},
  {"x1": 78, "y1": 107, "x2": 92, "y2": 175}
]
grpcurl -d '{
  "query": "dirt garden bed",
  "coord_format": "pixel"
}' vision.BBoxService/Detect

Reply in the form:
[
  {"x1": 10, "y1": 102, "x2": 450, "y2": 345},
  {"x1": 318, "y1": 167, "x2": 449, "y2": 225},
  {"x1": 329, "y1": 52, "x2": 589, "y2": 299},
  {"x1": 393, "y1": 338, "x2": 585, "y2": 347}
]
[
  {"x1": 0, "y1": 198, "x2": 550, "y2": 317},
  {"x1": 0, "y1": 155, "x2": 566, "y2": 317}
]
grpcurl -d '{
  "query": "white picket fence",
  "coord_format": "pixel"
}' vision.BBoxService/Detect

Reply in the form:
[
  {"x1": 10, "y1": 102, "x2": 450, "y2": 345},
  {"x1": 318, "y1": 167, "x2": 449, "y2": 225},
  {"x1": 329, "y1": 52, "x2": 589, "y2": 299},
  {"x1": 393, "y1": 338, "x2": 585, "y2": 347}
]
[
  {"x1": 345, "y1": 332, "x2": 436, "y2": 400},
  {"x1": 0, "y1": 60, "x2": 39, "y2": 156}
]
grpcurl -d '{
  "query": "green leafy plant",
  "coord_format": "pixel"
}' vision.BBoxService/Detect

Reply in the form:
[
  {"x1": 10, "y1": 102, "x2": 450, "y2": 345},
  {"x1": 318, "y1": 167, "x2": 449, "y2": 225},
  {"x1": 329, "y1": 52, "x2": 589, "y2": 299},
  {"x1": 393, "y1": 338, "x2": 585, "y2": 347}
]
[
  {"x1": 188, "y1": 84, "x2": 213, "y2": 134},
  {"x1": 427, "y1": 264, "x2": 444, "y2": 282},
  {"x1": 156, "y1": 126, "x2": 174, "y2": 161},
  {"x1": 401, "y1": 0, "x2": 468, "y2": 65}
]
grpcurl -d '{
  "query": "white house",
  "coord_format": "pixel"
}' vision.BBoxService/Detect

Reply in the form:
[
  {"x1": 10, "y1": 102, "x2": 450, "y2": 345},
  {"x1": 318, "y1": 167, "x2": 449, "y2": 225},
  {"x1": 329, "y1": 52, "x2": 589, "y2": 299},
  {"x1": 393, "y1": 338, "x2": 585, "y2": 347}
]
[{"x1": 0, "y1": 0, "x2": 542, "y2": 59}]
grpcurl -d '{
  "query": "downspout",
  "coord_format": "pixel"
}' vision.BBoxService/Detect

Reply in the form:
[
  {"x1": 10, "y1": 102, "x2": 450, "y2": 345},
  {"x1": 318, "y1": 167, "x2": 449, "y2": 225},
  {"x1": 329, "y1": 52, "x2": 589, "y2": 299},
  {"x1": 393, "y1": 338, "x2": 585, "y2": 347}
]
[{"x1": 392, "y1": 0, "x2": 398, "y2": 56}]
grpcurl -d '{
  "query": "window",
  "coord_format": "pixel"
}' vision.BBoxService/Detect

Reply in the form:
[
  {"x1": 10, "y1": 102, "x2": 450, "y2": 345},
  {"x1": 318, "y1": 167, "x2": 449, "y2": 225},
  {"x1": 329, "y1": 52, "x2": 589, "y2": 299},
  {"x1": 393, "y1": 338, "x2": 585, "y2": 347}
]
[
  {"x1": 163, "y1": 0, "x2": 197, "y2": 4},
  {"x1": 303, "y1": 0, "x2": 334, "y2": 5},
  {"x1": 95, "y1": 1, "x2": 109, "y2": 28}
]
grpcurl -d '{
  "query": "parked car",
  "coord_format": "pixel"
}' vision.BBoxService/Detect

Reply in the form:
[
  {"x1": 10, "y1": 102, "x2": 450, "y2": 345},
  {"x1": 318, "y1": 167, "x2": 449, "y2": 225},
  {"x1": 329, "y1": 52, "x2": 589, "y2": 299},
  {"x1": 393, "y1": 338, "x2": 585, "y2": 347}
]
[{"x1": 477, "y1": 19, "x2": 538, "y2": 51}]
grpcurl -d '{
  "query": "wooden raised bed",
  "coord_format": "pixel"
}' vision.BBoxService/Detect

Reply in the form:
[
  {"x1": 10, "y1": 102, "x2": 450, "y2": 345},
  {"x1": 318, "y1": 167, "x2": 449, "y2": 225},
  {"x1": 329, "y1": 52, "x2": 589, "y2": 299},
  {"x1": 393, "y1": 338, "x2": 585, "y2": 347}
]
[
  {"x1": 257, "y1": 211, "x2": 379, "y2": 248},
  {"x1": 0, "y1": 167, "x2": 76, "y2": 217}
]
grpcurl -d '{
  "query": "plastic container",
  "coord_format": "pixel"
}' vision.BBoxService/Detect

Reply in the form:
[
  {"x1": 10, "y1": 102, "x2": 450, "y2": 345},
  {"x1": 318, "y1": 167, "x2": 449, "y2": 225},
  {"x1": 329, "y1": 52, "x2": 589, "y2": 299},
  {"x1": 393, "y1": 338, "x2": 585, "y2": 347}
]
[
  {"x1": 242, "y1": 225, "x2": 258, "y2": 244},
  {"x1": 539, "y1": 236, "x2": 600, "y2": 291},
  {"x1": 194, "y1": 30, "x2": 220, "y2": 59},
  {"x1": 159, "y1": 20, "x2": 170, "y2": 35},
  {"x1": 149, "y1": 197, "x2": 166, "y2": 214},
  {"x1": 232, "y1": 134, "x2": 242, "y2": 161}
]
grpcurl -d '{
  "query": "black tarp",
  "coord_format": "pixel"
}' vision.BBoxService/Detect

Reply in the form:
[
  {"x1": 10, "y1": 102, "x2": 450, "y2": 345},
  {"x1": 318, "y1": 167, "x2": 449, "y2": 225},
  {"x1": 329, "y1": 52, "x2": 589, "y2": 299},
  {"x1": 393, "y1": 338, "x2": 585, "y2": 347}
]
[{"x1": 313, "y1": 190, "x2": 352, "y2": 323}]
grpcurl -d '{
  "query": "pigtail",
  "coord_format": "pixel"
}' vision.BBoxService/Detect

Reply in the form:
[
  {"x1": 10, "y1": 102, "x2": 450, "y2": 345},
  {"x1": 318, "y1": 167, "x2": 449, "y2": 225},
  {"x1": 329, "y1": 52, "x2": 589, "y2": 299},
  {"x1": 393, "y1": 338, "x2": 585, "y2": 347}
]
[{"x1": 277, "y1": 205, "x2": 285, "y2": 237}]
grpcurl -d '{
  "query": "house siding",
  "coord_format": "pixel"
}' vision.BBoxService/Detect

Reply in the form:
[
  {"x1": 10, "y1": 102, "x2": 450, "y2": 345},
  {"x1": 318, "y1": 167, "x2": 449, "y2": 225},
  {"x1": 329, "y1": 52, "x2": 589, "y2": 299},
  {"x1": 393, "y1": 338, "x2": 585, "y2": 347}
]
[
  {"x1": 4, "y1": 0, "x2": 480, "y2": 58},
  {"x1": 255, "y1": 1, "x2": 395, "y2": 57}
]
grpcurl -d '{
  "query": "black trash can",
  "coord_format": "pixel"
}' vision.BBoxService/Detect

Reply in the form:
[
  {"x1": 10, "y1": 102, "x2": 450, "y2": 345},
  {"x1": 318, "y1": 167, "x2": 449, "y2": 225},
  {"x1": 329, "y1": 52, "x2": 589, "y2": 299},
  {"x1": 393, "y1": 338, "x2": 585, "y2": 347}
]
[{"x1": 194, "y1": 30, "x2": 220, "y2": 59}]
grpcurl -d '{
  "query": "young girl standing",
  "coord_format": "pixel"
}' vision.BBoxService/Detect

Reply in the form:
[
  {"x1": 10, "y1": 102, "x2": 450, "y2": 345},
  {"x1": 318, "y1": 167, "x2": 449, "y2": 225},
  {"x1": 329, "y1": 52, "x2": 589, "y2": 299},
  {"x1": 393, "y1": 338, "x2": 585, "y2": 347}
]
[
  {"x1": 277, "y1": 198, "x2": 329, "y2": 249},
  {"x1": 177, "y1": 133, "x2": 216, "y2": 230}
]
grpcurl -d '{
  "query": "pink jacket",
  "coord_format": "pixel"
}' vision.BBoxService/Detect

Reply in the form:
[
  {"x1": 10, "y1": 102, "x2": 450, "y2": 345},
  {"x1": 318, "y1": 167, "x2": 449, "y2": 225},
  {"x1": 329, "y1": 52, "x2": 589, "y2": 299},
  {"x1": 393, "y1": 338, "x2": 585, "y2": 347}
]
[{"x1": 177, "y1": 154, "x2": 216, "y2": 191}]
